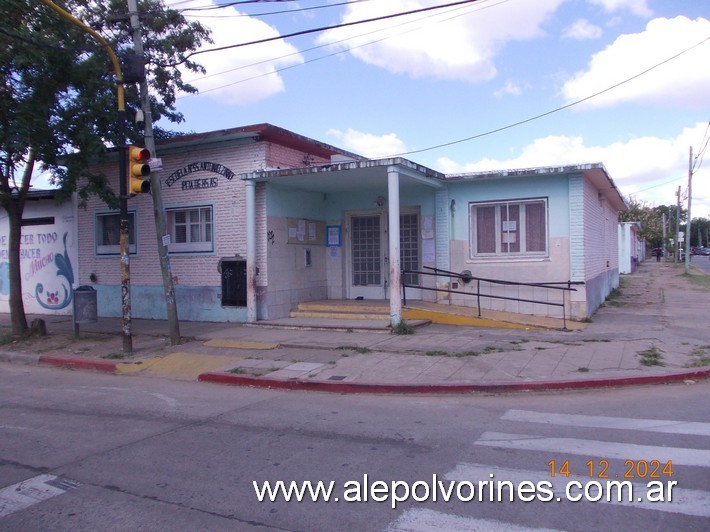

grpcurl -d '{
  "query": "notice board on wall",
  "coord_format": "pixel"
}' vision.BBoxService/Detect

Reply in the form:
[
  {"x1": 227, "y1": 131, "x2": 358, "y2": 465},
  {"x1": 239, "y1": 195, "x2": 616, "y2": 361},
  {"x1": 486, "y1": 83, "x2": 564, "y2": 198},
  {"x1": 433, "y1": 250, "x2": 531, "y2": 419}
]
[{"x1": 286, "y1": 218, "x2": 326, "y2": 245}]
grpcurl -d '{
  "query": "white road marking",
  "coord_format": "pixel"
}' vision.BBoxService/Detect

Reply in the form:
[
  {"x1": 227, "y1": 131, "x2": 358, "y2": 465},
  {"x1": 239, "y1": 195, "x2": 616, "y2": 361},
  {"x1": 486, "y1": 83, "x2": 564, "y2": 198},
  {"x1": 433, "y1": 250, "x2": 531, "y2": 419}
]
[
  {"x1": 385, "y1": 507, "x2": 563, "y2": 532},
  {"x1": 447, "y1": 463, "x2": 710, "y2": 518},
  {"x1": 151, "y1": 393, "x2": 179, "y2": 408},
  {"x1": 475, "y1": 432, "x2": 710, "y2": 467},
  {"x1": 0, "y1": 474, "x2": 80, "y2": 518},
  {"x1": 502, "y1": 409, "x2": 710, "y2": 437}
]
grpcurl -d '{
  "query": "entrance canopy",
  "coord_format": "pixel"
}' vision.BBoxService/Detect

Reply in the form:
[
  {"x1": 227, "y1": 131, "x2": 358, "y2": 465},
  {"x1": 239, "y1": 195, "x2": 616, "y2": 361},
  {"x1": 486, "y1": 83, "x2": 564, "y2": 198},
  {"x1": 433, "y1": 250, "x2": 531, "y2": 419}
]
[{"x1": 240, "y1": 157, "x2": 446, "y2": 193}]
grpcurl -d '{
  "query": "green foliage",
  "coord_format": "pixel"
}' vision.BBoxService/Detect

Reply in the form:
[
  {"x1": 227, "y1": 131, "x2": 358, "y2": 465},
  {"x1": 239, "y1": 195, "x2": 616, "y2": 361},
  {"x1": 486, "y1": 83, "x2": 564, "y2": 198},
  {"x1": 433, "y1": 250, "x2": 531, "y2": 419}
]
[
  {"x1": 0, "y1": 0, "x2": 210, "y2": 334},
  {"x1": 391, "y1": 320, "x2": 415, "y2": 335},
  {"x1": 1, "y1": 0, "x2": 210, "y2": 202}
]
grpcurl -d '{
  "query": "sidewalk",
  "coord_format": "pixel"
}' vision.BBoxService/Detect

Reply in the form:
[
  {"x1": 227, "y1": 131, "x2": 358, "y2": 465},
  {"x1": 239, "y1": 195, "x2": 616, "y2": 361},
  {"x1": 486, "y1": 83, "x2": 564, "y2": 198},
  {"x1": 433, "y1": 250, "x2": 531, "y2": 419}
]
[{"x1": 1, "y1": 260, "x2": 709, "y2": 393}]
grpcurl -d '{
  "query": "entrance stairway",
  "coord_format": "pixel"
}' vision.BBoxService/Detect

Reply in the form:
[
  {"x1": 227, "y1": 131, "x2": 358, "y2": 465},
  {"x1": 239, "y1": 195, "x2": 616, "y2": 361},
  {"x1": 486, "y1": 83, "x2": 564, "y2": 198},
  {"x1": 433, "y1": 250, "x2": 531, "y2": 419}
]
[{"x1": 245, "y1": 300, "x2": 583, "y2": 331}]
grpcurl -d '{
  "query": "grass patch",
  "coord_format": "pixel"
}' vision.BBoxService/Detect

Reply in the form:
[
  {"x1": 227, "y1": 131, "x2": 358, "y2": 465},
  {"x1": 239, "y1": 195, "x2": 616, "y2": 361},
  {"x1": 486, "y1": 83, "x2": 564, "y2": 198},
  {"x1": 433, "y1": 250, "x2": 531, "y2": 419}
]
[
  {"x1": 337, "y1": 345, "x2": 371, "y2": 354},
  {"x1": 425, "y1": 347, "x2": 500, "y2": 358},
  {"x1": 684, "y1": 272, "x2": 710, "y2": 290},
  {"x1": 578, "y1": 367, "x2": 590, "y2": 373},
  {"x1": 686, "y1": 346, "x2": 710, "y2": 367},
  {"x1": 102, "y1": 353, "x2": 127, "y2": 360},
  {"x1": 391, "y1": 320, "x2": 415, "y2": 335},
  {"x1": 228, "y1": 367, "x2": 247, "y2": 374},
  {"x1": 637, "y1": 346, "x2": 665, "y2": 367}
]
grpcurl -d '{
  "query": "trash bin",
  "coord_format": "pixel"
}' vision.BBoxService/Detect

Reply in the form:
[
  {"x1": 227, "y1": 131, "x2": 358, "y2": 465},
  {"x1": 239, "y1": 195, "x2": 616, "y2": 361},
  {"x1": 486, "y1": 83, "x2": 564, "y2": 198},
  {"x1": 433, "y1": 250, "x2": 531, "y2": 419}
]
[{"x1": 73, "y1": 285, "x2": 97, "y2": 324}]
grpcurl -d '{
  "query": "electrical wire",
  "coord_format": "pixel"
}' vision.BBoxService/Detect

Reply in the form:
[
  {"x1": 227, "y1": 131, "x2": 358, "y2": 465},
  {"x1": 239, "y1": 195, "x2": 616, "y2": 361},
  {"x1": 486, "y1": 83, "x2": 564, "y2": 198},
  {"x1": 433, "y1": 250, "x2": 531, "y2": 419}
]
[
  {"x1": 181, "y1": 0, "x2": 369, "y2": 18},
  {"x1": 389, "y1": 35, "x2": 710, "y2": 158},
  {"x1": 182, "y1": 0, "x2": 482, "y2": 60},
  {"x1": 182, "y1": 0, "x2": 499, "y2": 92}
]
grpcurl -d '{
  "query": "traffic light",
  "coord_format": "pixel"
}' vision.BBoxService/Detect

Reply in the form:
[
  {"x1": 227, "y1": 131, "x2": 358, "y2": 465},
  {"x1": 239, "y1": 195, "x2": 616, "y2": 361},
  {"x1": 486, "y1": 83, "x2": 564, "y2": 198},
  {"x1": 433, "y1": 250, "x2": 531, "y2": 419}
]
[{"x1": 127, "y1": 145, "x2": 151, "y2": 195}]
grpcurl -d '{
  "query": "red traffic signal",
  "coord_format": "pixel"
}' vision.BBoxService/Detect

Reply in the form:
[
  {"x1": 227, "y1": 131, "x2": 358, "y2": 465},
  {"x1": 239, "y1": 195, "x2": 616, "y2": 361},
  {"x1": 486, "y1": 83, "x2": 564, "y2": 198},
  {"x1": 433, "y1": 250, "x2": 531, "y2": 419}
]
[{"x1": 127, "y1": 145, "x2": 151, "y2": 195}]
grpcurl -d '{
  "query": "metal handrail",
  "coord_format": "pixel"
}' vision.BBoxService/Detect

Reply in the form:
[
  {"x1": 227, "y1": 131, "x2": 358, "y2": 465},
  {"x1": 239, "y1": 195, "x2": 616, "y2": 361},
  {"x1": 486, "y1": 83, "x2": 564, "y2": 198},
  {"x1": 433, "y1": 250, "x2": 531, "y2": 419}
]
[{"x1": 401, "y1": 266, "x2": 583, "y2": 330}]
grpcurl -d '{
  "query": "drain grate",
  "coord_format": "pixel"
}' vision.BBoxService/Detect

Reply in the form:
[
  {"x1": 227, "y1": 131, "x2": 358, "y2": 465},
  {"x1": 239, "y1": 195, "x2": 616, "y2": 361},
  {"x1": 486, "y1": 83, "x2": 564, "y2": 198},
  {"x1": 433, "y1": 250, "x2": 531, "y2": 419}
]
[{"x1": 328, "y1": 375, "x2": 347, "y2": 381}]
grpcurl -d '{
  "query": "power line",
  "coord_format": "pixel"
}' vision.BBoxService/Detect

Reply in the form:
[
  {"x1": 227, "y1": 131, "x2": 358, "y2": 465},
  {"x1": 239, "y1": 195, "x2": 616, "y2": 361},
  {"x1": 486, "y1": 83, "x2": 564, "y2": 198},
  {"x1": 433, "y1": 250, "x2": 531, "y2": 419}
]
[
  {"x1": 182, "y1": 0, "x2": 369, "y2": 18},
  {"x1": 182, "y1": 0, "x2": 482, "y2": 61},
  {"x1": 389, "y1": 35, "x2": 710, "y2": 158},
  {"x1": 183, "y1": 0, "x2": 500, "y2": 93}
]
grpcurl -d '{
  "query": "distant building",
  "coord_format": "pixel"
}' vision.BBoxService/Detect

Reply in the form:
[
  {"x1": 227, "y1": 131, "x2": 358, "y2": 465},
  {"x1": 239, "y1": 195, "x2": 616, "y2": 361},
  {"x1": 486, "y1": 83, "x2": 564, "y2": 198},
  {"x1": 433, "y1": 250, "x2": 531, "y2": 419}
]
[{"x1": 618, "y1": 221, "x2": 643, "y2": 274}]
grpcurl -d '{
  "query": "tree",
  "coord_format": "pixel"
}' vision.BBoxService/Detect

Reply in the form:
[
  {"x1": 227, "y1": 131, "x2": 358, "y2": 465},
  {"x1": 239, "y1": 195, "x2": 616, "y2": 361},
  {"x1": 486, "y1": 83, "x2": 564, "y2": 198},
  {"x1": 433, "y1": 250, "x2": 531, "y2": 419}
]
[
  {"x1": 0, "y1": 0, "x2": 210, "y2": 336},
  {"x1": 619, "y1": 198, "x2": 687, "y2": 250}
]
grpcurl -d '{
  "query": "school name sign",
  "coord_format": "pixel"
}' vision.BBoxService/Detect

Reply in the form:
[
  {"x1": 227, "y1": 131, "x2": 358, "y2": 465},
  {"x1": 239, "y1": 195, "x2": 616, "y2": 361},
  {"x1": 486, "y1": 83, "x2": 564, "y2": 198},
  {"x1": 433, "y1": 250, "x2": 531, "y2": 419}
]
[{"x1": 165, "y1": 162, "x2": 236, "y2": 191}]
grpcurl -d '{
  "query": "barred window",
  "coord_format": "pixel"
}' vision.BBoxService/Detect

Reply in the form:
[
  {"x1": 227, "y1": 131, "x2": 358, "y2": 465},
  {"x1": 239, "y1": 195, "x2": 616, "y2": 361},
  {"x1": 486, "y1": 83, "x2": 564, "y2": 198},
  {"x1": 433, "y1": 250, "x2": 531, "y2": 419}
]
[
  {"x1": 95, "y1": 212, "x2": 136, "y2": 255},
  {"x1": 469, "y1": 199, "x2": 548, "y2": 258}
]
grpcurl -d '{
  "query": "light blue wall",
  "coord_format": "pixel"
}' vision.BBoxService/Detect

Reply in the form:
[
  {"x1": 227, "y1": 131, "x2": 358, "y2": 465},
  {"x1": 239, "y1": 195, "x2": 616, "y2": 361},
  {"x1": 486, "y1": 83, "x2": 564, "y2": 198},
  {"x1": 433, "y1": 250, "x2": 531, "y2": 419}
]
[
  {"x1": 267, "y1": 185, "x2": 437, "y2": 221},
  {"x1": 447, "y1": 175, "x2": 571, "y2": 239},
  {"x1": 94, "y1": 285, "x2": 248, "y2": 322}
]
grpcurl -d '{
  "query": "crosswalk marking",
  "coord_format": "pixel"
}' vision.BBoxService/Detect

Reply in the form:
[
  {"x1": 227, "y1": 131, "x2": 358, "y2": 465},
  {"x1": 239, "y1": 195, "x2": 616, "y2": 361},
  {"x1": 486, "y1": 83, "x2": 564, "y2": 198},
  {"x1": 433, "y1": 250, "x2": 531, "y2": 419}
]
[
  {"x1": 0, "y1": 474, "x2": 80, "y2": 518},
  {"x1": 385, "y1": 410, "x2": 709, "y2": 530},
  {"x1": 475, "y1": 432, "x2": 710, "y2": 467},
  {"x1": 501, "y1": 409, "x2": 710, "y2": 437},
  {"x1": 385, "y1": 508, "x2": 563, "y2": 532},
  {"x1": 446, "y1": 462, "x2": 710, "y2": 518}
]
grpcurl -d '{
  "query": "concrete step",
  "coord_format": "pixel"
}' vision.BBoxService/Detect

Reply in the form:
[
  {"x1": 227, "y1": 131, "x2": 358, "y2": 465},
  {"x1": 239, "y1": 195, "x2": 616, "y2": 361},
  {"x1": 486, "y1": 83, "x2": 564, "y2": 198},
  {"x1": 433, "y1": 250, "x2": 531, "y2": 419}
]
[{"x1": 289, "y1": 310, "x2": 390, "y2": 321}]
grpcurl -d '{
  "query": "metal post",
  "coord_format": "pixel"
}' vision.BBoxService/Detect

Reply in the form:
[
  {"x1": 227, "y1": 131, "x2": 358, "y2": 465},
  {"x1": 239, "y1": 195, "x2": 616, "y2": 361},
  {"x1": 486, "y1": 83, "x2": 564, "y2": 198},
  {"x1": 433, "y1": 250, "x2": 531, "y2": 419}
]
[{"x1": 684, "y1": 147, "x2": 692, "y2": 274}]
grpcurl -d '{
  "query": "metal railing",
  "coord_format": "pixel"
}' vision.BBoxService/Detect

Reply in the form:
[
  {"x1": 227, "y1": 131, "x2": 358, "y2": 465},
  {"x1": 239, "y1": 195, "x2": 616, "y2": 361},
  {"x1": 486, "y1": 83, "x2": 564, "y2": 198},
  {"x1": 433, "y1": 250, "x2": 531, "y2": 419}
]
[{"x1": 401, "y1": 266, "x2": 583, "y2": 329}]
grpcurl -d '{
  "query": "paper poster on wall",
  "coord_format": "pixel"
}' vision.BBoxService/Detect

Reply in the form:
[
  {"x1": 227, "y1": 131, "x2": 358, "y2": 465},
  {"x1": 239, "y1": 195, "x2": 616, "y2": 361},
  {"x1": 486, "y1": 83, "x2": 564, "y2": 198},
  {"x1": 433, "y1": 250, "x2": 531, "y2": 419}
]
[
  {"x1": 421, "y1": 215, "x2": 435, "y2": 239},
  {"x1": 422, "y1": 239, "x2": 436, "y2": 263},
  {"x1": 286, "y1": 218, "x2": 325, "y2": 245}
]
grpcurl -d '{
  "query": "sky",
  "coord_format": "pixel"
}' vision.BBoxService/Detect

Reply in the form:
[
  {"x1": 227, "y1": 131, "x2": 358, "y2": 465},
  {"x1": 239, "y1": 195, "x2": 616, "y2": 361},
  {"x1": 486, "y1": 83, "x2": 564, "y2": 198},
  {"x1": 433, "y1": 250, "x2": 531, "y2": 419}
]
[{"x1": 73, "y1": 1, "x2": 710, "y2": 219}]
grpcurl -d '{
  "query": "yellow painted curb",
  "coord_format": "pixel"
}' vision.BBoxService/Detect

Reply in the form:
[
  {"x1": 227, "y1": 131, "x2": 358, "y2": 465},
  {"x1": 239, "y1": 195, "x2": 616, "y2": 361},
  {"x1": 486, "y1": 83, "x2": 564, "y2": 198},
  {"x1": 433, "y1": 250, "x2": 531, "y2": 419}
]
[
  {"x1": 141, "y1": 352, "x2": 240, "y2": 380},
  {"x1": 204, "y1": 339, "x2": 279, "y2": 350},
  {"x1": 402, "y1": 309, "x2": 537, "y2": 330},
  {"x1": 115, "y1": 358, "x2": 163, "y2": 374}
]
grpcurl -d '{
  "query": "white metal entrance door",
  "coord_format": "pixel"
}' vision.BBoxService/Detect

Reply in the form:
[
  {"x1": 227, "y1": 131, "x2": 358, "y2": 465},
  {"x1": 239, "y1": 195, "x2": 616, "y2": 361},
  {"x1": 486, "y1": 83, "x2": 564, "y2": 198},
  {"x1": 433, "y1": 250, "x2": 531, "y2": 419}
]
[
  {"x1": 399, "y1": 212, "x2": 421, "y2": 300},
  {"x1": 349, "y1": 212, "x2": 421, "y2": 300},
  {"x1": 350, "y1": 214, "x2": 386, "y2": 299}
]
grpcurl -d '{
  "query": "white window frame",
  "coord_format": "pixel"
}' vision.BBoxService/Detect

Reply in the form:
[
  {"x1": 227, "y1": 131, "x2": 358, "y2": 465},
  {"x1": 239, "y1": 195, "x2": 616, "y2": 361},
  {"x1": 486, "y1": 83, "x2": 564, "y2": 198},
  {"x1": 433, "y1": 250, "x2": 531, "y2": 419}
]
[
  {"x1": 166, "y1": 204, "x2": 214, "y2": 254},
  {"x1": 95, "y1": 211, "x2": 137, "y2": 255},
  {"x1": 469, "y1": 198, "x2": 548, "y2": 259}
]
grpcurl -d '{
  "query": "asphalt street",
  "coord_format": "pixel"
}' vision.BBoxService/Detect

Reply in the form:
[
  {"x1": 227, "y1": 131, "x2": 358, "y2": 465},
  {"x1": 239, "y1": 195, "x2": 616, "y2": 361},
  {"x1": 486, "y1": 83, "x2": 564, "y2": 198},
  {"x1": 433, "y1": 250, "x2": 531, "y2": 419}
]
[{"x1": 1, "y1": 363, "x2": 708, "y2": 531}]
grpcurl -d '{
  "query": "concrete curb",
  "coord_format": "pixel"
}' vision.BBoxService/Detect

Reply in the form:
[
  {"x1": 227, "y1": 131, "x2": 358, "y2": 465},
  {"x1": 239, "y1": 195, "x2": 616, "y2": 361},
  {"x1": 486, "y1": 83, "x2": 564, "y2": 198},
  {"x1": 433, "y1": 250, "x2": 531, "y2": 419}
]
[
  {"x1": 198, "y1": 368, "x2": 710, "y2": 394},
  {"x1": 38, "y1": 355, "x2": 119, "y2": 373},
  {"x1": 0, "y1": 351, "x2": 42, "y2": 366}
]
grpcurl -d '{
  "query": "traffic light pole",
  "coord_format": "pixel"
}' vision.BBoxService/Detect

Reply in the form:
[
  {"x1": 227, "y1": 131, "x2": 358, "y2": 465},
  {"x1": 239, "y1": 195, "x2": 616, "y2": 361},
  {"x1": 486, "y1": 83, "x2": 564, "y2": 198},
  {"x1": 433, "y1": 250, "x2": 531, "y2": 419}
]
[
  {"x1": 127, "y1": 0, "x2": 181, "y2": 345},
  {"x1": 118, "y1": 112, "x2": 133, "y2": 355},
  {"x1": 39, "y1": 0, "x2": 133, "y2": 354}
]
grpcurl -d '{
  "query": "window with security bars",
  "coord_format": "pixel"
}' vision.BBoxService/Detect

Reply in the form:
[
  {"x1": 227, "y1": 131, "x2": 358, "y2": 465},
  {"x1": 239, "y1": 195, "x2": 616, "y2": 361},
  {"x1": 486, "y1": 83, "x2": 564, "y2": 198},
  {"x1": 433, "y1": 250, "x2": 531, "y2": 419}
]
[
  {"x1": 95, "y1": 212, "x2": 136, "y2": 255},
  {"x1": 167, "y1": 205, "x2": 213, "y2": 253},
  {"x1": 352, "y1": 215, "x2": 381, "y2": 286},
  {"x1": 400, "y1": 213, "x2": 419, "y2": 285},
  {"x1": 470, "y1": 199, "x2": 547, "y2": 258}
]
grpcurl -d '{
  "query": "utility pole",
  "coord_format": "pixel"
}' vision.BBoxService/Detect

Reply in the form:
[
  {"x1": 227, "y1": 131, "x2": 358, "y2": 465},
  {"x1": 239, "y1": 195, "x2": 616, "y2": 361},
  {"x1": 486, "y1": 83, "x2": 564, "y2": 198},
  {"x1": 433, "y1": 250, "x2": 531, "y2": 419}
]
[
  {"x1": 127, "y1": 0, "x2": 181, "y2": 344},
  {"x1": 673, "y1": 185, "x2": 680, "y2": 263},
  {"x1": 684, "y1": 147, "x2": 692, "y2": 274},
  {"x1": 662, "y1": 211, "x2": 666, "y2": 257}
]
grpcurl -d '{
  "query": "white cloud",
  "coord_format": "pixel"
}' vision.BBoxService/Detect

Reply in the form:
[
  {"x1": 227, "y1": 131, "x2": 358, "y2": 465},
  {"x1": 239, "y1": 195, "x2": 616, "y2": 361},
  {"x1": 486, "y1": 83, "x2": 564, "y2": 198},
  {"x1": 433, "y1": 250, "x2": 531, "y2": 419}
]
[
  {"x1": 435, "y1": 122, "x2": 710, "y2": 217},
  {"x1": 588, "y1": 0, "x2": 653, "y2": 17},
  {"x1": 171, "y1": 1, "x2": 304, "y2": 105},
  {"x1": 316, "y1": 0, "x2": 565, "y2": 83},
  {"x1": 562, "y1": 18, "x2": 603, "y2": 40},
  {"x1": 326, "y1": 128, "x2": 407, "y2": 158},
  {"x1": 561, "y1": 16, "x2": 710, "y2": 109},
  {"x1": 493, "y1": 80, "x2": 530, "y2": 98}
]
